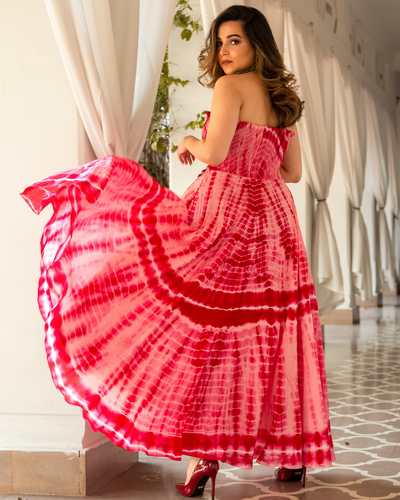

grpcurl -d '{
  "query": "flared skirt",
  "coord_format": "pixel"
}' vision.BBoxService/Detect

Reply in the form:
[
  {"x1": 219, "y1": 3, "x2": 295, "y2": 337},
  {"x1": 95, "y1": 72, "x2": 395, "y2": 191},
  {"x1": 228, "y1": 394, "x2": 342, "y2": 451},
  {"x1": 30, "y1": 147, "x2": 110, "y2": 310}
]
[{"x1": 21, "y1": 155, "x2": 335, "y2": 469}]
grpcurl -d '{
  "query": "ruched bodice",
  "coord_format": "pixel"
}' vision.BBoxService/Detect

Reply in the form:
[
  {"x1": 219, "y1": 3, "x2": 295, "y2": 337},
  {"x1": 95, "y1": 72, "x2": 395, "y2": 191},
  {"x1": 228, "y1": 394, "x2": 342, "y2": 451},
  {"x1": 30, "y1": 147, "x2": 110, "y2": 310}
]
[{"x1": 202, "y1": 112, "x2": 294, "y2": 181}]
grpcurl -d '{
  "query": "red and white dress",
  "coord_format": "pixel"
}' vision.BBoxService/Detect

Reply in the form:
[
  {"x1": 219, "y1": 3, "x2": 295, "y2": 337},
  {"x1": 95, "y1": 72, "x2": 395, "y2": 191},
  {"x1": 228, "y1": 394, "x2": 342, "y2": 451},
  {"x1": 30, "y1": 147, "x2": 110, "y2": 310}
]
[{"x1": 21, "y1": 112, "x2": 335, "y2": 469}]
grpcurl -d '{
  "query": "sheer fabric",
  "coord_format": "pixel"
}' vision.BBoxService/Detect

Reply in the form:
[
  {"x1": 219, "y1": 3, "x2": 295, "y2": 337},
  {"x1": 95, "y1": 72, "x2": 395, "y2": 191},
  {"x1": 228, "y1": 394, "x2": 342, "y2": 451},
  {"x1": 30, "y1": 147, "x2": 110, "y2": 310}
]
[
  {"x1": 385, "y1": 111, "x2": 400, "y2": 280},
  {"x1": 332, "y1": 57, "x2": 372, "y2": 302},
  {"x1": 397, "y1": 103, "x2": 400, "y2": 278},
  {"x1": 363, "y1": 88, "x2": 395, "y2": 291},
  {"x1": 283, "y1": 9, "x2": 343, "y2": 315},
  {"x1": 199, "y1": 0, "x2": 223, "y2": 33},
  {"x1": 44, "y1": 0, "x2": 175, "y2": 161}
]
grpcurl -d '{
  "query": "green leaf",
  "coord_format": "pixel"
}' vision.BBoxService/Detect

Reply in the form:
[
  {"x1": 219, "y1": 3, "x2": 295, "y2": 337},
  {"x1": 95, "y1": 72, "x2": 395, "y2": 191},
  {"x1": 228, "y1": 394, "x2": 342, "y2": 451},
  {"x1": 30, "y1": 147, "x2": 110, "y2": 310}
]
[
  {"x1": 181, "y1": 29, "x2": 192, "y2": 41},
  {"x1": 171, "y1": 144, "x2": 178, "y2": 153}
]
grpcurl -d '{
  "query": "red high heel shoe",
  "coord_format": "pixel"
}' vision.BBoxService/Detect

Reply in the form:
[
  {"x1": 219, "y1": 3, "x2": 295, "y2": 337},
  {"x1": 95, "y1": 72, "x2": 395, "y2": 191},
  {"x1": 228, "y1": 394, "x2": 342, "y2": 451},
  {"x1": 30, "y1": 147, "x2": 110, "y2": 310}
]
[
  {"x1": 175, "y1": 458, "x2": 219, "y2": 499},
  {"x1": 274, "y1": 466, "x2": 306, "y2": 487}
]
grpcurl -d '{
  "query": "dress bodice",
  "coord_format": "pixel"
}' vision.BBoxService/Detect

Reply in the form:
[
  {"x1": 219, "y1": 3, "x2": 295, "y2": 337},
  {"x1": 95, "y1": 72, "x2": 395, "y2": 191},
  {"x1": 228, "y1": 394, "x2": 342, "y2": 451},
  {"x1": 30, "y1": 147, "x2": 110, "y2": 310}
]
[{"x1": 202, "y1": 111, "x2": 295, "y2": 181}]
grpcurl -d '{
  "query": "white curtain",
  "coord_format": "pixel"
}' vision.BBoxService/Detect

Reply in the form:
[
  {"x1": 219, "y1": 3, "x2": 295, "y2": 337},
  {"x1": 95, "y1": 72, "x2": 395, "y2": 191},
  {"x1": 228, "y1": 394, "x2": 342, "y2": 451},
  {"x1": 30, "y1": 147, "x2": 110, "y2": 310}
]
[
  {"x1": 397, "y1": 102, "x2": 400, "y2": 161},
  {"x1": 385, "y1": 111, "x2": 400, "y2": 280},
  {"x1": 201, "y1": 0, "x2": 257, "y2": 34},
  {"x1": 363, "y1": 88, "x2": 396, "y2": 290},
  {"x1": 397, "y1": 102, "x2": 400, "y2": 277},
  {"x1": 283, "y1": 9, "x2": 344, "y2": 315},
  {"x1": 199, "y1": 0, "x2": 223, "y2": 33},
  {"x1": 332, "y1": 57, "x2": 373, "y2": 301},
  {"x1": 44, "y1": 0, "x2": 176, "y2": 161}
]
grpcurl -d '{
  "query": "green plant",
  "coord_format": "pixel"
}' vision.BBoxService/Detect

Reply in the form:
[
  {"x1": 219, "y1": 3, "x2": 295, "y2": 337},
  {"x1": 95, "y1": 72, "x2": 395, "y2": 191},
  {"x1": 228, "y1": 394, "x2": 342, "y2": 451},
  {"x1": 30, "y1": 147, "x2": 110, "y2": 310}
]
[{"x1": 139, "y1": 0, "x2": 206, "y2": 188}]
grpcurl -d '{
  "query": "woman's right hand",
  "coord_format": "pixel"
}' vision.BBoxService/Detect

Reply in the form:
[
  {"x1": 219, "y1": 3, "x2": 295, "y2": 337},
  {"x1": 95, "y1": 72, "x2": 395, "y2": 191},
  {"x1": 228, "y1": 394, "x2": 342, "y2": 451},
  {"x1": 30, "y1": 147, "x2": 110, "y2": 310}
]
[{"x1": 177, "y1": 137, "x2": 196, "y2": 165}]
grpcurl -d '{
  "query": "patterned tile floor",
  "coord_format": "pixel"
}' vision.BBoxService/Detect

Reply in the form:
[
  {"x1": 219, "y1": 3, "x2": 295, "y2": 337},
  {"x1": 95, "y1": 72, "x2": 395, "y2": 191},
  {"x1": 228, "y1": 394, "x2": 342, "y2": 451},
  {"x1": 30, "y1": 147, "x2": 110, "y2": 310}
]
[{"x1": 2, "y1": 298, "x2": 399, "y2": 500}]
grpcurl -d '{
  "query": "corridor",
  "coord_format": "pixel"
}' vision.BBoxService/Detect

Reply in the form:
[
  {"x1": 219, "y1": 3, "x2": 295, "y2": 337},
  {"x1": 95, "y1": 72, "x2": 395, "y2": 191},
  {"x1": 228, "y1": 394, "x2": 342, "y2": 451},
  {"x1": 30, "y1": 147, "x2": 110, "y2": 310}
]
[{"x1": 2, "y1": 299, "x2": 399, "y2": 500}]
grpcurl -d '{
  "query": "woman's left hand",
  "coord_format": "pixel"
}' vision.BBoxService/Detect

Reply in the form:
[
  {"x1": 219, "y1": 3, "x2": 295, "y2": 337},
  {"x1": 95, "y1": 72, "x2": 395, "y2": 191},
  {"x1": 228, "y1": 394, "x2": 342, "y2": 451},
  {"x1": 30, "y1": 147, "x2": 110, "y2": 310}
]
[{"x1": 177, "y1": 137, "x2": 196, "y2": 165}]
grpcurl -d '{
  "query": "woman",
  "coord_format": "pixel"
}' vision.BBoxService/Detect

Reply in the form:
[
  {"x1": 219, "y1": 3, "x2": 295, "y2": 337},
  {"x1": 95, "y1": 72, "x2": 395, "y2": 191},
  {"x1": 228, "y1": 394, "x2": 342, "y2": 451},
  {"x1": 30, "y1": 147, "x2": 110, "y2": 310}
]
[
  {"x1": 21, "y1": 5, "x2": 334, "y2": 500},
  {"x1": 173, "y1": 6, "x2": 335, "y2": 496}
]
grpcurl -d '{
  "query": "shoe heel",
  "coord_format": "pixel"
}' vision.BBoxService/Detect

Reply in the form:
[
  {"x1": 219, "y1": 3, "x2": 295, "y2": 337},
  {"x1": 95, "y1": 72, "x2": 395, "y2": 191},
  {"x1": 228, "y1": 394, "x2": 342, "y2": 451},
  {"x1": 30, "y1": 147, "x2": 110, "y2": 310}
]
[
  {"x1": 210, "y1": 471, "x2": 217, "y2": 500},
  {"x1": 302, "y1": 466, "x2": 306, "y2": 487}
]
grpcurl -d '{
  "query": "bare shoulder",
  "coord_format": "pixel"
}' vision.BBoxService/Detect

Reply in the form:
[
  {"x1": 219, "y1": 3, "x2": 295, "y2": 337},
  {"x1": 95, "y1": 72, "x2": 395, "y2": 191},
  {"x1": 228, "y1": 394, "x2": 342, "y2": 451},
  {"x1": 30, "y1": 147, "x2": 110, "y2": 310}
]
[
  {"x1": 218, "y1": 72, "x2": 259, "y2": 88},
  {"x1": 214, "y1": 73, "x2": 262, "y2": 103},
  {"x1": 213, "y1": 76, "x2": 243, "y2": 109},
  {"x1": 214, "y1": 74, "x2": 241, "y2": 92}
]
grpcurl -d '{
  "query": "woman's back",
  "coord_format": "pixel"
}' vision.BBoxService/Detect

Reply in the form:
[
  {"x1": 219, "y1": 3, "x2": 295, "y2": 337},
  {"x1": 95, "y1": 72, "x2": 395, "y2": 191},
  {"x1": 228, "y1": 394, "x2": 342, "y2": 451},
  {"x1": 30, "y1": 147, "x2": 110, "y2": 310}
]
[{"x1": 234, "y1": 72, "x2": 280, "y2": 128}]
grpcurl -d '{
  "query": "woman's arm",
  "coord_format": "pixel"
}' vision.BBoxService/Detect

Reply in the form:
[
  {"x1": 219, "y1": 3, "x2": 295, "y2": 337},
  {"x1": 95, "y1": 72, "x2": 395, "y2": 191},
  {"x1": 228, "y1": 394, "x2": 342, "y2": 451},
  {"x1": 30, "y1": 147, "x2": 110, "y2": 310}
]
[
  {"x1": 280, "y1": 123, "x2": 302, "y2": 183},
  {"x1": 177, "y1": 76, "x2": 242, "y2": 166}
]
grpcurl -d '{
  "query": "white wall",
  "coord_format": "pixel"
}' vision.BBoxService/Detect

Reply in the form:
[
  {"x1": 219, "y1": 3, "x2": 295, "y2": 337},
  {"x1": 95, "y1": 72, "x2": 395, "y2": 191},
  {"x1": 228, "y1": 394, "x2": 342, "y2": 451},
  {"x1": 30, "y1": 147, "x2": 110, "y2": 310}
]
[
  {"x1": 168, "y1": 2, "x2": 213, "y2": 196},
  {"x1": 0, "y1": 0, "x2": 102, "y2": 451}
]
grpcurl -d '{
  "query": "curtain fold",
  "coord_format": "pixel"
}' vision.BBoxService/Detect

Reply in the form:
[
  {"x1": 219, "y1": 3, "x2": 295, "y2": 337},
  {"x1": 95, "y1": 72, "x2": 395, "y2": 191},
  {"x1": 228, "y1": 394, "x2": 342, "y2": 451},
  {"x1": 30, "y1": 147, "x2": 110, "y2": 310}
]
[
  {"x1": 385, "y1": 111, "x2": 400, "y2": 280},
  {"x1": 397, "y1": 102, "x2": 400, "y2": 279},
  {"x1": 283, "y1": 9, "x2": 343, "y2": 315},
  {"x1": 44, "y1": 0, "x2": 176, "y2": 161},
  {"x1": 363, "y1": 88, "x2": 396, "y2": 290},
  {"x1": 199, "y1": 0, "x2": 225, "y2": 33},
  {"x1": 332, "y1": 57, "x2": 373, "y2": 301}
]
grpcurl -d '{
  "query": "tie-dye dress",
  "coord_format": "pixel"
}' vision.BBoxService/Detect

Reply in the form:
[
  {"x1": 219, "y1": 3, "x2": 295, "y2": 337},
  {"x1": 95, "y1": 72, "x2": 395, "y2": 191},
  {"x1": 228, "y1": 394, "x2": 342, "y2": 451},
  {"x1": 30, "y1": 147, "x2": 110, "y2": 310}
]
[{"x1": 21, "y1": 112, "x2": 335, "y2": 469}]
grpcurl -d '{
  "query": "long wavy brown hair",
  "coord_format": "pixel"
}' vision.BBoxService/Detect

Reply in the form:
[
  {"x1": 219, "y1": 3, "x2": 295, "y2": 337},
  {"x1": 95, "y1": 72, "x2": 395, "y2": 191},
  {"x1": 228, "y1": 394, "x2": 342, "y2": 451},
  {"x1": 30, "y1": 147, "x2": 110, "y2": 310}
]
[{"x1": 198, "y1": 5, "x2": 304, "y2": 129}]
